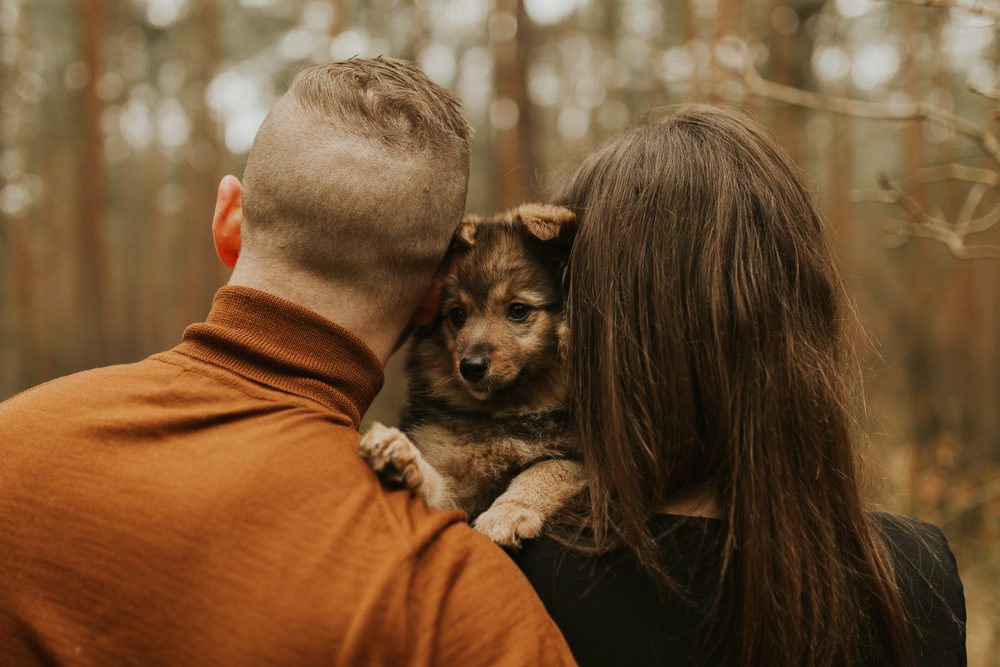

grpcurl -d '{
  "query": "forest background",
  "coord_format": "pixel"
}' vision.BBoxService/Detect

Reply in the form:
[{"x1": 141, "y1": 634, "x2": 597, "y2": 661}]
[{"x1": 1, "y1": 0, "x2": 997, "y2": 663}]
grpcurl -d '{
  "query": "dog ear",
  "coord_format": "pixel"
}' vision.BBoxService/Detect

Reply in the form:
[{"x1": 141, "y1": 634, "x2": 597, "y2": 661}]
[
  {"x1": 452, "y1": 215, "x2": 479, "y2": 249},
  {"x1": 516, "y1": 203, "x2": 576, "y2": 243}
]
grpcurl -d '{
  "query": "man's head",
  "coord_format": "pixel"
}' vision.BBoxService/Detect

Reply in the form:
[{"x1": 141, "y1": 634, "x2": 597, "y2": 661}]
[{"x1": 212, "y1": 58, "x2": 471, "y2": 359}]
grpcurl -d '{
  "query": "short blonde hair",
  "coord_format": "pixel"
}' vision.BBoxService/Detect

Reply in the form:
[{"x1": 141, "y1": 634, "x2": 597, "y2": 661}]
[{"x1": 242, "y1": 58, "x2": 471, "y2": 317}]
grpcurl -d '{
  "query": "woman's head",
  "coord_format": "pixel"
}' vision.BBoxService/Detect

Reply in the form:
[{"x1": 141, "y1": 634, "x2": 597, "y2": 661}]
[
  {"x1": 559, "y1": 105, "x2": 909, "y2": 666},
  {"x1": 563, "y1": 104, "x2": 853, "y2": 530}
]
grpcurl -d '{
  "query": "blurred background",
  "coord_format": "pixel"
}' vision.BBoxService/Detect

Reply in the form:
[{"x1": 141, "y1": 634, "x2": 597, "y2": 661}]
[{"x1": 1, "y1": 0, "x2": 998, "y2": 662}]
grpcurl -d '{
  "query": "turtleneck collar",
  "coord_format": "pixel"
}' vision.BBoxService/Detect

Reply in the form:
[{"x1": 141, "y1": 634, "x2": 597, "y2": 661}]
[{"x1": 173, "y1": 286, "x2": 384, "y2": 428}]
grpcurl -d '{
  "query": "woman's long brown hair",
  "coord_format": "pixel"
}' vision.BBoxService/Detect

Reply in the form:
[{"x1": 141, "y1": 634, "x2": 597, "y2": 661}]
[{"x1": 558, "y1": 105, "x2": 912, "y2": 666}]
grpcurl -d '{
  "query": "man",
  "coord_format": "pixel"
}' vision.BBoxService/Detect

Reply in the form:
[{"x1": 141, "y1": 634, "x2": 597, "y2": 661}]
[{"x1": 0, "y1": 58, "x2": 576, "y2": 666}]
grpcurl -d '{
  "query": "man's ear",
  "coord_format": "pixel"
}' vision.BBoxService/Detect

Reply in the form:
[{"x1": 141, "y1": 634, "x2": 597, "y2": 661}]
[
  {"x1": 516, "y1": 203, "x2": 576, "y2": 243},
  {"x1": 212, "y1": 175, "x2": 244, "y2": 269}
]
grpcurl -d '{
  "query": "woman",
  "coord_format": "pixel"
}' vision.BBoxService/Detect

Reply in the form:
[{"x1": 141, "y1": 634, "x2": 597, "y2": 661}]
[{"x1": 514, "y1": 105, "x2": 966, "y2": 666}]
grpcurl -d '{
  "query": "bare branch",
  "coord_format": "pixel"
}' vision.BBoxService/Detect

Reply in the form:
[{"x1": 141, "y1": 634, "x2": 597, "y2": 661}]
[
  {"x1": 950, "y1": 243, "x2": 1000, "y2": 259},
  {"x1": 853, "y1": 174, "x2": 1000, "y2": 259},
  {"x1": 876, "y1": 173, "x2": 938, "y2": 225},
  {"x1": 849, "y1": 188, "x2": 903, "y2": 205},
  {"x1": 739, "y1": 63, "x2": 1000, "y2": 166},
  {"x1": 967, "y1": 202, "x2": 1000, "y2": 232},
  {"x1": 956, "y1": 182, "x2": 988, "y2": 232},
  {"x1": 732, "y1": 57, "x2": 1000, "y2": 260},
  {"x1": 937, "y1": 476, "x2": 1000, "y2": 527},
  {"x1": 879, "y1": 175, "x2": 998, "y2": 255},
  {"x1": 890, "y1": 0, "x2": 1000, "y2": 23},
  {"x1": 909, "y1": 162, "x2": 1000, "y2": 187},
  {"x1": 881, "y1": 219, "x2": 918, "y2": 248},
  {"x1": 967, "y1": 80, "x2": 1000, "y2": 104}
]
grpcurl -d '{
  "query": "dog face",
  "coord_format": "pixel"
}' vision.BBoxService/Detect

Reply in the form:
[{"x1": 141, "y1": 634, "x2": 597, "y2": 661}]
[{"x1": 409, "y1": 203, "x2": 576, "y2": 414}]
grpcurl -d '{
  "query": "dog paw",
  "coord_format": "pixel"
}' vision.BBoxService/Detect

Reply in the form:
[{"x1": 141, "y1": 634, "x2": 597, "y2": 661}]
[
  {"x1": 360, "y1": 423, "x2": 425, "y2": 493},
  {"x1": 473, "y1": 502, "x2": 545, "y2": 550}
]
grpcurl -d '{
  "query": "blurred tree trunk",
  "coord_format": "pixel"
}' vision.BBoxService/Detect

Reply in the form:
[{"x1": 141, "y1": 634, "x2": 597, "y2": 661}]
[
  {"x1": 900, "y1": 8, "x2": 924, "y2": 205},
  {"x1": 181, "y1": 0, "x2": 223, "y2": 334},
  {"x1": 714, "y1": 0, "x2": 742, "y2": 42},
  {"x1": 827, "y1": 15, "x2": 852, "y2": 246},
  {"x1": 896, "y1": 3, "x2": 937, "y2": 510},
  {"x1": 767, "y1": 1, "x2": 823, "y2": 164},
  {"x1": 978, "y1": 20, "x2": 1000, "y2": 466},
  {"x1": 78, "y1": 0, "x2": 108, "y2": 359},
  {"x1": 712, "y1": 0, "x2": 744, "y2": 103},
  {"x1": 899, "y1": 8, "x2": 927, "y2": 425},
  {"x1": 491, "y1": 0, "x2": 531, "y2": 208},
  {"x1": 827, "y1": 116, "x2": 851, "y2": 243},
  {"x1": 331, "y1": 0, "x2": 347, "y2": 36},
  {"x1": 678, "y1": 0, "x2": 697, "y2": 101},
  {"x1": 767, "y1": 0, "x2": 799, "y2": 159},
  {"x1": 0, "y1": 21, "x2": 15, "y2": 394}
]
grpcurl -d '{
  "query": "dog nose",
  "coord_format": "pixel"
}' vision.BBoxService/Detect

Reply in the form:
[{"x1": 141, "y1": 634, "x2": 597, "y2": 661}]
[{"x1": 459, "y1": 356, "x2": 490, "y2": 382}]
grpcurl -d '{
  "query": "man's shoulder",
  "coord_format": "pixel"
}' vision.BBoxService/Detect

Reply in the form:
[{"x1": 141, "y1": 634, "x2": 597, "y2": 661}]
[
  {"x1": 0, "y1": 350, "x2": 311, "y2": 421},
  {"x1": 380, "y1": 494, "x2": 577, "y2": 666},
  {"x1": 0, "y1": 356, "x2": 177, "y2": 415}
]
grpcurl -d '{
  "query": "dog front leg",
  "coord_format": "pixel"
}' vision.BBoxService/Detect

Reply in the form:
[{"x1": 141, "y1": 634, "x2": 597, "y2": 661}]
[
  {"x1": 472, "y1": 458, "x2": 585, "y2": 549},
  {"x1": 360, "y1": 423, "x2": 457, "y2": 510}
]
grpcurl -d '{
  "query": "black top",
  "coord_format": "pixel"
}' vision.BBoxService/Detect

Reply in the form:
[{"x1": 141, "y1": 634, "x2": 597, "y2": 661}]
[{"x1": 515, "y1": 512, "x2": 966, "y2": 667}]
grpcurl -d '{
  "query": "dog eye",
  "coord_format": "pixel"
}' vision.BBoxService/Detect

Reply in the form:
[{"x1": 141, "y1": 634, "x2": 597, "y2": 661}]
[
  {"x1": 507, "y1": 303, "x2": 531, "y2": 322},
  {"x1": 448, "y1": 307, "x2": 466, "y2": 328}
]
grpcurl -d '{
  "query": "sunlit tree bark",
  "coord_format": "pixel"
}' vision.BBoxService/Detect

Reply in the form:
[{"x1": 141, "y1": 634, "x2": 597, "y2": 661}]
[
  {"x1": 78, "y1": 0, "x2": 108, "y2": 358},
  {"x1": 181, "y1": 0, "x2": 223, "y2": 333},
  {"x1": 491, "y1": 0, "x2": 531, "y2": 208}
]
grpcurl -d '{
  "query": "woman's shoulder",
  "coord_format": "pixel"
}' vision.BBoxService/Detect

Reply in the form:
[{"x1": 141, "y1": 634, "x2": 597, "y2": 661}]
[
  {"x1": 872, "y1": 511, "x2": 953, "y2": 554},
  {"x1": 515, "y1": 513, "x2": 966, "y2": 666},
  {"x1": 869, "y1": 511, "x2": 964, "y2": 600},
  {"x1": 869, "y1": 512, "x2": 967, "y2": 666},
  {"x1": 514, "y1": 518, "x2": 732, "y2": 667},
  {"x1": 515, "y1": 515, "x2": 725, "y2": 591}
]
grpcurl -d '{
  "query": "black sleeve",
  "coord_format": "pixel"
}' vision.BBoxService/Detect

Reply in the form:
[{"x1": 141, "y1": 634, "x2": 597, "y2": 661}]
[{"x1": 873, "y1": 513, "x2": 967, "y2": 667}]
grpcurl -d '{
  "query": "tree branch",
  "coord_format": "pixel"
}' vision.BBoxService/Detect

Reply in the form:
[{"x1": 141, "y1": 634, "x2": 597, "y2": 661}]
[
  {"x1": 865, "y1": 174, "x2": 1000, "y2": 259},
  {"x1": 967, "y1": 80, "x2": 1000, "y2": 104},
  {"x1": 937, "y1": 475, "x2": 1000, "y2": 527},
  {"x1": 909, "y1": 163, "x2": 1000, "y2": 187},
  {"x1": 890, "y1": 0, "x2": 1000, "y2": 23},
  {"x1": 733, "y1": 56, "x2": 1000, "y2": 260},
  {"x1": 741, "y1": 62, "x2": 1000, "y2": 165}
]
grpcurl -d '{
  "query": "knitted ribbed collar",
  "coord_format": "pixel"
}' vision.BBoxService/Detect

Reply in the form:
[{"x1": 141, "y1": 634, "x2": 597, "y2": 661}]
[{"x1": 174, "y1": 286, "x2": 384, "y2": 428}]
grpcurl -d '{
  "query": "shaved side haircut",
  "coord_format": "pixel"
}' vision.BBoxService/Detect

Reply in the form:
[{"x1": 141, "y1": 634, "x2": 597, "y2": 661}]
[{"x1": 241, "y1": 57, "x2": 471, "y2": 320}]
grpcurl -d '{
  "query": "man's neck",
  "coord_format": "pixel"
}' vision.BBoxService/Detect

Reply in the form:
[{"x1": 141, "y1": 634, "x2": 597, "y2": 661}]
[{"x1": 227, "y1": 259, "x2": 403, "y2": 365}]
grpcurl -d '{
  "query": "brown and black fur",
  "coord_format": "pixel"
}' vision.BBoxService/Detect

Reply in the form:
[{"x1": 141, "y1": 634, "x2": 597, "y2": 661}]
[{"x1": 361, "y1": 203, "x2": 584, "y2": 547}]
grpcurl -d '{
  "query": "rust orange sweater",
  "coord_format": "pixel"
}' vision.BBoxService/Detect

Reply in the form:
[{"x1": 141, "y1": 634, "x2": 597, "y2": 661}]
[{"x1": 0, "y1": 286, "x2": 576, "y2": 667}]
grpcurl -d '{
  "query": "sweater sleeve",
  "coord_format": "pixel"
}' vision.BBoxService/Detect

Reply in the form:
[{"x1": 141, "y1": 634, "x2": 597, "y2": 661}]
[{"x1": 406, "y1": 521, "x2": 578, "y2": 667}]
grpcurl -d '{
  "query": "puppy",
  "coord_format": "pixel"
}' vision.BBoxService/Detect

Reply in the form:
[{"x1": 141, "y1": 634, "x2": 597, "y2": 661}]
[{"x1": 361, "y1": 203, "x2": 584, "y2": 548}]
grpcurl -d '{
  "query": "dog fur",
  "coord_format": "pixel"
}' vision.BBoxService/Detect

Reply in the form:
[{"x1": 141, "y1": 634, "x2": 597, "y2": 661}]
[{"x1": 361, "y1": 203, "x2": 584, "y2": 548}]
